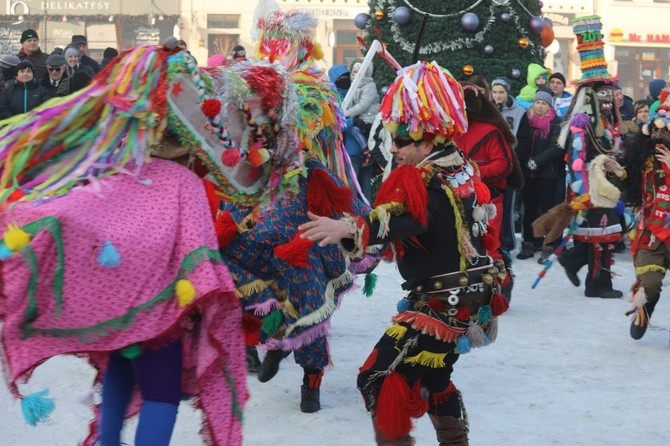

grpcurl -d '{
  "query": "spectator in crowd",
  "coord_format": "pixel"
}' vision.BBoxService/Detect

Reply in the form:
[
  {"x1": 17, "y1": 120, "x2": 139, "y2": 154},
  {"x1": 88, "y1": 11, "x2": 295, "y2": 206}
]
[
  {"x1": 548, "y1": 72, "x2": 573, "y2": 119},
  {"x1": 57, "y1": 70, "x2": 92, "y2": 97},
  {"x1": 207, "y1": 54, "x2": 227, "y2": 68},
  {"x1": 16, "y1": 29, "x2": 49, "y2": 82},
  {"x1": 466, "y1": 73, "x2": 491, "y2": 99},
  {"x1": 100, "y1": 47, "x2": 119, "y2": 70},
  {"x1": 0, "y1": 54, "x2": 20, "y2": 89},
  {"x1": 59, "y1": 44, "x2": 95, "y2": 94},
  {"x1": 177, "y1": 39, "x2": 187, "y2": 51},
  {"x1": 647, "y1": 78, "x2": 667, "y2": 114},
  {"x1": 614, "y1": 84, "x2": 634, "y2": 121},
  {"x1": 515, "y1": 87, "x2": 565, "y2": 263},
  {"x1": 41, "y1": 53, "x2": 66, "y2": 98},
  {"x1": 71, "y1": 35, "x2": 100, "y2": 74},
  {"x1": 517, "y1": 63, "x2": 549, "y2": 109},
  {"x1": 490, "y1": 76, "x2": 526, "y2": 255},
  {"x1": 0, "y1": 59, "x2": 51, "y2": 119},
  {"x1": 231, "y1": 45, "x2": 247, "y2": 63}
]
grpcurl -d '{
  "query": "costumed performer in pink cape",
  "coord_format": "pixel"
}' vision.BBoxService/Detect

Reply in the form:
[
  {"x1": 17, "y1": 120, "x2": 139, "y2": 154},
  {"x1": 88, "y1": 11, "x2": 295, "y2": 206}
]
[{"x1": 0, "y1": 41, "x2": 248, "y2": 446}]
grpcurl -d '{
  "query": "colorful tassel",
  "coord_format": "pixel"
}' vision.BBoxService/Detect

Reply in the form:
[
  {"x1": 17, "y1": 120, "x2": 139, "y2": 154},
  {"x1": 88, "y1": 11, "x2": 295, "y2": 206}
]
[
  {"x1": 396, "y1": 298, "x2": 412, "y2": 313},
  {"x1": 456, "y1": 335, "x2": 472, "y2": 354},
  {"x1": 273, "y1": 232, "x2": 313, "y2": 268},
  {"x1": 485, "y1": 318, "x2": 498, "y2": 343},
  {"x1": 175, "y1": 279, "x2": 197, "y2": 307},
  {"x1": 241, "y1": 313, "x2": 263, "y2": 346},
  {"x1": 466, "y1": 324, "x2": 489, "y2": 348},
  {"x1": 477, "y1": 305, "x2": 492, "y2": 325},
  {"x1": 375, "y1": 372, "x2": 428, "y2": 440},
  {"x1": 426, "y1": 298, "x2": 446, "y2": 313},
  {"x1": 3, "y1": 223, "x2": 31, "y2": 251},
  {"x1": 21, "y1": 389, "x2": 55, "y2": 426},
  {"x1": 120, "y1": 343, "x2": 143, "y2": 360},
  {"x1": 490, "y1": 292, "x2": 509, "y2": 316},
  {"x1": 362, "y1": 273, "x2": 377, "y2": 297},
  {"x1": 97, "y1": 240, "x2": 121, "y2": 268},
  {"x1": 306, "y1": 168, "x2": 354, "y2": 217},
  {"x1": 261, "y1": 310, "x2": 284, "y2": 335},
  {"x1": 403, "y1": 351, "x2": 447, "y2": 368},
  {"x1": 385, "y1": 324, "x2": 407, "y2": 341}
]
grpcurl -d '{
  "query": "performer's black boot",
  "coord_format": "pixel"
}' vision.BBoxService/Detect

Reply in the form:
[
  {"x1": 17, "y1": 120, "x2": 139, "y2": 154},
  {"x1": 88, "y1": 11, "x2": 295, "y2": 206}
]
[
  {"x1": 246, "y1": 346, "x2": 261, "y2": 373},
  {"x1": 429, "y1": 415, "x2": 469, "y2": 446},
  {"x1": 257, "y1": 349, "x2": 288, "y2": 382},
  {"x1": 300, "y1": 368, "x2": 323, "y2": 413}
]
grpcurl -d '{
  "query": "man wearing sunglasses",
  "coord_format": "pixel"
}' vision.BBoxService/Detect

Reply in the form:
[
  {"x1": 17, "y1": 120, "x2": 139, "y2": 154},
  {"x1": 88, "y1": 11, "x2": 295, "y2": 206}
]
[
  {"x1": 300, "y1": 61, "x2": 509, "y2": 446},
  {"x1": 41, "y1": 54, "x2": 66, "y2": 98}
]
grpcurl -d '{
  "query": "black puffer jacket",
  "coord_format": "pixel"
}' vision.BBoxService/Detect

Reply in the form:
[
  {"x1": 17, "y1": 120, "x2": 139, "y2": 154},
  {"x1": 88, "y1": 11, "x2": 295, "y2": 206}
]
[
  {"x1": 516, "y1": 112, "x2": 564, "y2": 180},
  {"x1": 0, "y1": 79, "x2": 51, "y2": 119}
]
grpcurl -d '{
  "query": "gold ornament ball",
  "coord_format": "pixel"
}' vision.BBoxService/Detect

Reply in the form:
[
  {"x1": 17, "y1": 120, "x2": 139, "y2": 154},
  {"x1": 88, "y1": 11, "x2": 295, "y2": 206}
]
[
  {"x1": 374, "y1": 9, "x2": 385, "y2": 20},
  {"x1": 518, "y1": 37, "x2": 530, "y2": 49},
  {"x1": 463, "y1": 64, "x2": 475, "y2": 76}
]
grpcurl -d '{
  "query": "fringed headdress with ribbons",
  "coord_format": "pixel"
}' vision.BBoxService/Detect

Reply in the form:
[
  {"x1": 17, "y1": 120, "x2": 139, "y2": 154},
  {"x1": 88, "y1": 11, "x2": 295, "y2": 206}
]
[
  {"x1": 0, "y1": 44, "x2": 182, "y2": 205},
  {"x1": 380, "y1": 61, "x2": 468, "y2": 144}
]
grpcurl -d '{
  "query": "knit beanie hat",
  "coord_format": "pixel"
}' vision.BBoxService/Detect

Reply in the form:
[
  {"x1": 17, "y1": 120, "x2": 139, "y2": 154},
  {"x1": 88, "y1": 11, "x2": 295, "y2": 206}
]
[
  {"x1": 20, "y1": 29, "x2": 38, "y2": 43},
  {"x1": 232, "y1": 45, "x2": 246, "y2": 59},
  {"x1": 533, "y1": 87, "x2": 554, "y2": 106},
  {"x1": 0, "y1": 54, "x2": 20, "y2": 69},
  {"x1": 64, "y1": 46, "x2": 79, "y2": 60},
  {"x1": 491, "y1": 77, "x2": 511, "y2": 94},
  {"x1": 649, "y1": 79, "x2": 666, "y2": 101},
  {"x1": 548, "y1": 72, "x2": 566, "y2": 86},
  {"x1": 16, "y1": 59, "x2": 35, "y2": 72}
]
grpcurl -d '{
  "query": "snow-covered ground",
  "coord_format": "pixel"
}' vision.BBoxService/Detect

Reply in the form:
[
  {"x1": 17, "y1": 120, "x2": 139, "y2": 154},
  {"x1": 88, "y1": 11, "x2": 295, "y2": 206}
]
[{"x1": 2, "y1": 244, "x2": 670, "y2": 445}]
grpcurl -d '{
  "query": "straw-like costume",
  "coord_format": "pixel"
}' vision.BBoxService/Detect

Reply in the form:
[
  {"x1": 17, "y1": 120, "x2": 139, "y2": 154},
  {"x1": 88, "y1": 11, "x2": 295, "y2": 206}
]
[{"x1": 0, "y1": 44, "x2": 247, "y2": 445}]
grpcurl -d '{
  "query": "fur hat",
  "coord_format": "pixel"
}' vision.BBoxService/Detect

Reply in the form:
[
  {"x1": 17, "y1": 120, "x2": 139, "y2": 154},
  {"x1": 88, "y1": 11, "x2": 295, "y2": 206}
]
[
  {"x1": 20, "y1": 29, "x2": 38, "y2": 43},
  {"x1": 533, "y1": 87, "x2": 554, "y2": 106},
  {"x1": 648, "y1": 79, "x2": 666, "y2": 101}
]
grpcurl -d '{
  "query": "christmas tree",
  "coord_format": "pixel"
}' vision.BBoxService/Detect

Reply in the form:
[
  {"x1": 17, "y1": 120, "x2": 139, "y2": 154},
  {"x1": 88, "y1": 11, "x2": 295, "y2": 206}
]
[{"x1": 357, "y1": 0, "x2": 553, "y2": 94}]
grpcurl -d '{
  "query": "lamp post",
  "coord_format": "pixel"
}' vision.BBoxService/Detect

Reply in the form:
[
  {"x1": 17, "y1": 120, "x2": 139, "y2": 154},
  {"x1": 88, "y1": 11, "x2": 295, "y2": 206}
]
[{"x1": 43, "y1": 2, "x2": 47, "y2": 52}]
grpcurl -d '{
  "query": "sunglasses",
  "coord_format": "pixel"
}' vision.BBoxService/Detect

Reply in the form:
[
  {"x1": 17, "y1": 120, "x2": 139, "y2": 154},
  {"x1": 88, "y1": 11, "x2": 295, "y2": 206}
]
[
  {"x1": 47, "y1": 66, "x2": 62, "y2": 72},
  {"x1": 392, "y1": 136, "x2": 415, "y2": 148}
]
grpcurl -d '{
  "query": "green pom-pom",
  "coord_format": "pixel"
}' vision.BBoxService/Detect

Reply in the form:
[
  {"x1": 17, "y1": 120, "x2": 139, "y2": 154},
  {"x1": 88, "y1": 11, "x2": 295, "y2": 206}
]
[
  {"x1": 261, "y1": 310, "x2": 284, "y2": 336},
  {"x1": 120, "y1": 343, "x2": 143, "y2": 360},
  {"x1": 21, "y1": 388, "x2": 55, "y2": 426},
  {"x1": 362, "y1": 273, "x2": 377, "y2": 298}
]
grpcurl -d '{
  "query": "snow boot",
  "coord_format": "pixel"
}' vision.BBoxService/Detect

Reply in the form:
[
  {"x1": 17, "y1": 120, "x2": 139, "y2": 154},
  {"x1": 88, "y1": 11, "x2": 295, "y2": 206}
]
[
  {"x1": 372, "y1": 417, "x2": 415, "y2": 446},
  {"x1": 429, "y1": 415, "x2": 469, "y2": 446},
  {"x1": 585, "y1": 288, "x2": 623, "y2": 299},
  {"x1": 300, "y1": 385, "x2": 321, "y2": 413},
  {"x1": 246, "y1": 346, "x2": 261, "y2": 373},
  {"x1": 537, "y1": 245, "x2": 554, "y2": 265},
  {"x1": 516, "y1": 241, "x2": 535, "y2": 260},
  {"x1": 134, "y1": 401, "x2": 178, "y2": 446},
  {"x1": 257, "y1": 349, "x2": 289, "y2": 383}
]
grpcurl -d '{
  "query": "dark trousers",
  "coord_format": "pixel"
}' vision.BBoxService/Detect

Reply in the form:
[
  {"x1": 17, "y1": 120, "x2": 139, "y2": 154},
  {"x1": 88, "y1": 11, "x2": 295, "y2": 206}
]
[
  {"x1": 501, "y1": 188, "x2": 516, "y2": 252},
  {"x1": 358, "y1": 323, "x2": 461, "y2": 418},
  {"x1": 560, "y1": 240, "x2": 614, "y2": 293},
  {"x1": 520, "y1": 177, "x2": 564, "y2": 246}
]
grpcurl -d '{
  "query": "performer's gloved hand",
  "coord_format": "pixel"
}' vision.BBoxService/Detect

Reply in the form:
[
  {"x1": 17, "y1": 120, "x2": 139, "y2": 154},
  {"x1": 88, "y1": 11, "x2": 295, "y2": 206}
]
[{"x1": 526, "y1": 158, "x2": 538, "y2": 171}]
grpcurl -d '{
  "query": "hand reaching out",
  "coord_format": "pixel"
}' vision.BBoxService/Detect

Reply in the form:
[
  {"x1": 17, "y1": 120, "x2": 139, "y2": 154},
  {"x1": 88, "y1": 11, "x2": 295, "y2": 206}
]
[
  {"x1": 299, "y1": 212, "x2": 352, "y2": 247},
  {"x1": 655, "y1": 143, "x2": 670, "y2": 168}
]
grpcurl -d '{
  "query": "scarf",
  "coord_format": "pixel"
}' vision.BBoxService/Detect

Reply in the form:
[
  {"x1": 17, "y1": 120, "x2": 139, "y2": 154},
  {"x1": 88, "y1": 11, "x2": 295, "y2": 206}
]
[{"x1": 528, "y1": 106, "x2": 556, "y2": 140}]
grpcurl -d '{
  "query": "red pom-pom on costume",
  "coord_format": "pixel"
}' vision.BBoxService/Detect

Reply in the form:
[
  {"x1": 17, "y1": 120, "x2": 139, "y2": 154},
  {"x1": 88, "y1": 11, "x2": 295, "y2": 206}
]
[
  {"x1": 241, "y1": 313, "x2": 263, "y2": 346},
  {"x1": 273, "y1": 232, "x2": 314, "y2": 268},
  {"x1": 221, "y1": 148, "x2": 242, "y2": 167},
  {"x1": 426, "y1": 298, "x2": 446, "y2": 313},
  {"x1": 201, "y1": 98, "x2": 222, "y2": 118},
  {"x1": 474, "y1": 180, "x2": 491, "y2": 204},
  {"x1": 307, "y1": 168, "x2": 354, "y2": 217},
  {"x1": 215, "y1": 211, "x2": 239, "y2": 248},
  {"x1": 455, "y1": 306, "x2": 471, "y2": 321},
  {"x1": 375, "y1": 371, "x2": 428, "y2": 440},
  {"x1": 491, "y1": 292, "x2": 509, "y2": 316}
]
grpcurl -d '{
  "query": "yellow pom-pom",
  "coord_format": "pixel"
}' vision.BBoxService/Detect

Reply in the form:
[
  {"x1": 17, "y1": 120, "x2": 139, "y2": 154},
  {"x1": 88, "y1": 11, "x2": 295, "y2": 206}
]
[
  {"x1": 385, "y1": 122, "x2": 398, "y2": 134},
  {"x1": 175, "y1": 279, "x2": 197, "y2": 308},
  {"x1": 4, "y1": 224, "x2": 31, "y2": 251},
  {"x1": 409, "y1": 129, "x2": 423, "y2": 140},
  {"x1": 312, "y1": 42, "x2": 324, "y2": 60}
]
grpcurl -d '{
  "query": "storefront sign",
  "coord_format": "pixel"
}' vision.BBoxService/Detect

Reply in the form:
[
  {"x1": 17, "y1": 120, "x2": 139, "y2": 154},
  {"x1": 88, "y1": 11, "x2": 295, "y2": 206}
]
[
  {"x1": 607, "y1": 28, "x2": 670, "y2": 43},
  {"x1": 543, "y1": 12, "x2": 575, "y2": 27},
  {"x1": 4, "y1": 0, "x2": 179, "y2": 15},
  {"x1": 0, "y1": 21, "x2": 27, "y2": 53}
]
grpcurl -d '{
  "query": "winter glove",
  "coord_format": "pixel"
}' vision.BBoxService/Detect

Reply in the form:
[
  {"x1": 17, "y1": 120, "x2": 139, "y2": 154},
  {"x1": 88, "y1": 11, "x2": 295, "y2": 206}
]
[{"x1": 526, "y1": 158, "x2": 538, "y2": 171}]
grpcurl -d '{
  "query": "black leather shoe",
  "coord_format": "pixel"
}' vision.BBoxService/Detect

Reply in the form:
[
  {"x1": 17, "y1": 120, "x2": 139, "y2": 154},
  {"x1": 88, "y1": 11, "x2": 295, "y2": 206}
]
[
  {"x1": 257, "y1": 349, "x2": 288, "y2": 383},
  {"x1": 300, "y1": 385, "x2": 321, "y2": 413},
  {"x1": 558, "y1": 257, "x2": 580, "y2": 287},
  {"x1": 585, "y1": 289, "x2": 623, "y2": 299},
  {"x1": 630, "y1": 320, "x2": 648, "y2": 340}
]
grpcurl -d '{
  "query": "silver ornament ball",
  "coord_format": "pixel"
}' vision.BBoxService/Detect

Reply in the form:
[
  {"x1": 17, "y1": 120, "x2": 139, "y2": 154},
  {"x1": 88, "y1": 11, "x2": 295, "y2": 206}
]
[
  {"x1": 461, "y1": 12, "x2": 480, "y2": 31},
  {"x1": 354, "y1": 13, "x2": 370, "y2": 30},
  {"x1": 393, "y1": 6, "x2": 412, "y2": 25},
  {"x1": 511, "y1": 68, "x2": 521, "y2": 78},
  {"x1": 484, "y1": 45, "x2": 493, "y2": 54},
  {"x1": 529, "y1": 16, "x2": 545, "y2": 34}
]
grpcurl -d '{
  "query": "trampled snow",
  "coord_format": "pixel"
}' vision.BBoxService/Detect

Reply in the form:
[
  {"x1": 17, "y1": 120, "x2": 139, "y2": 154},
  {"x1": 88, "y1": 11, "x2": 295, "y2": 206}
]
[{"x1": 2, "y1": 246, "x2": 669, "y2": 445}]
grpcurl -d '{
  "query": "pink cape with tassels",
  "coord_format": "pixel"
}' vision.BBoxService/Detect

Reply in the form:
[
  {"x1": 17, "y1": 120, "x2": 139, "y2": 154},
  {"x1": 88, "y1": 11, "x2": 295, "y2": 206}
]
[{"x1": 0, "y1": 159, "x2": 248, "y2": 446}]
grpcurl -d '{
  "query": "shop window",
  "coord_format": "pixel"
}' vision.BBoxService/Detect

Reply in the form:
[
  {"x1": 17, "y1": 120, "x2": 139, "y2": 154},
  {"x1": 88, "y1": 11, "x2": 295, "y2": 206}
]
[{"x1": 207, "y1": 15, "x2": 240, "y2": 29}]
